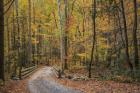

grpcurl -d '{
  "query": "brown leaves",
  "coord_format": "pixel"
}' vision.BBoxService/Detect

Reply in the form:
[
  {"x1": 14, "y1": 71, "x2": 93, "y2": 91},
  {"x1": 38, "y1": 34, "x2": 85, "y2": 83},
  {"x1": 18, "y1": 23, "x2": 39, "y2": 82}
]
[
  {"x1": 0, "y1": 79, "x2": 29, "y2": 93},
  {"x1": 54, "y1": 70, "x2": 140, "y2": 93}
]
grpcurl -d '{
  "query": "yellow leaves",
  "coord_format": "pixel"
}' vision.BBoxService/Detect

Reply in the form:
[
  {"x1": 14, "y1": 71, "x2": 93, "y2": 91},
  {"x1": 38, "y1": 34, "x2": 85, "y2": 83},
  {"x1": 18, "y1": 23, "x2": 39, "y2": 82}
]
[
  {"x1": 19, "y1": 0, "x2": 28, "y2": 10},
  {"x1": 31, "y1": 24, "x2": 38, "y2": 32},
  {"x1": 77, "y1": 53, "x2": 87, "y2": 57},
  {"x1": 97, "y1": 17, "x2": 113, "y2": 32},
  {"x1": 41, "y1": 23, "x2": 50, "y2": 30},
  {"x1": 77, "y1": 0, "x2": 92, "y2": 8},
  {"x1": 138, "y1": 9, "x2": 140, "y2": 16},
  {"x1": 100, "y1": 44, "x2": 110, "y2": 49},
  {"x1": 35, "y1": 13, "x2": 46, "y2": 19},
  {"x1": 32, "y1": 38, "x2": 39, "y2": 44},
  {"x1": 98, "y1": 37, "x2": 107, "y2": 42},
  {"x1": 97, "y1": 36, "x2": 111, "y2": 49},
  {"x1": 44, "y1": 35, "x2": 52, "y2": 39},
  {"x1": 36, "y1": 33, "x2": 46, "y2": 37},
  {"x1": 44, "y1": 23, "x2": 50, "y2": 27}
]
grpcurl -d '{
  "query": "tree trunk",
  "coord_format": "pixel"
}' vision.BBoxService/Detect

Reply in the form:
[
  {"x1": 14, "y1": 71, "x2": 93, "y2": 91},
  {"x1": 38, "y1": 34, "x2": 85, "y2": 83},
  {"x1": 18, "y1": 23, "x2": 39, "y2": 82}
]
[
  {"x1": 133, "y1": 0, "x2": 139, "y2": 70},
  {"x1": 57, "y1": 0, "x2": 65, "y2": 72},
  {"x1": 32, "y1": 1, "x2": 36, "y2": 65},
  {"x1": 15, "y1": 0, "x2": 22, "y2": 79},
  {"x1": 28, "y1": 0, "x2": 32, "y2": 65},
  {"x1": 64, "y1": 0, "x2": 68, "y2": 70},
  {"x1": 7, "y1": 17, "x2": 11, "y2": 73},
  {"x1": 89, "y1": 0, "x2": 96, "y2": 78},
  {"x1": 120, "y1": 0, "x2": 133, "y2": 70},
  {"x1": 0, "y1": 0, "x2": 5, "y2": 81}
]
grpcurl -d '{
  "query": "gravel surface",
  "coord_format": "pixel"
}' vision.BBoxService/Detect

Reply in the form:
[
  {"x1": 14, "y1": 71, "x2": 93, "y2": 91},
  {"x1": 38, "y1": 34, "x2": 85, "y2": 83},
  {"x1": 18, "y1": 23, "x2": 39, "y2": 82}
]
[{"x1": 28, "y1": 67, "x2": 83, "y2": 93}]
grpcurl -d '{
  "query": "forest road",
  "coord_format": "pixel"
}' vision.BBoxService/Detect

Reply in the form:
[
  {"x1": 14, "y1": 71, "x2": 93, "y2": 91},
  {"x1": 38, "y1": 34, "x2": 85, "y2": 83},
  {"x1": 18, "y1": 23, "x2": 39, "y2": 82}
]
[{"x1": 28, "y1": 67, "x2": 83, "y2": 93}]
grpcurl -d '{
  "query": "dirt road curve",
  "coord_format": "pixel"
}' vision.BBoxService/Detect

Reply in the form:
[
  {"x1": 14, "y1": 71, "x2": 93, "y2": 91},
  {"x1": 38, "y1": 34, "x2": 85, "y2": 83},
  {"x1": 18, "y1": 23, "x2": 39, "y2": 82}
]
[{"x1": 28, "y1": 67, "x2": 83, "y2": 93}]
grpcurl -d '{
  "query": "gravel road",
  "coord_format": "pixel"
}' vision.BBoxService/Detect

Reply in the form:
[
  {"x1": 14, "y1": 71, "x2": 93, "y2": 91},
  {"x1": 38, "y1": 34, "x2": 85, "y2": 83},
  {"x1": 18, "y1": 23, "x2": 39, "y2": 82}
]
[{"x1": 28, "y1": 67, "x2": 83, "y2": 93}]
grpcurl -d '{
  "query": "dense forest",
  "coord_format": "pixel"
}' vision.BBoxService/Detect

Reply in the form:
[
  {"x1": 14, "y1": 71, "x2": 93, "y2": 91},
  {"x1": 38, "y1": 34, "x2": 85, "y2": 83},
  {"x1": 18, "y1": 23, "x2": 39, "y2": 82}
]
[{"x1": 0, "y1": 0, "x2": 140, "y2": 93}]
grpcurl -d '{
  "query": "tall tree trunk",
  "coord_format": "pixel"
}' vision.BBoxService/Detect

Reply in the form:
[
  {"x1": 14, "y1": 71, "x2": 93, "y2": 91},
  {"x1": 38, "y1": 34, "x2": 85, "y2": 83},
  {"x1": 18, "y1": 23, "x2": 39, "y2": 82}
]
[
  {"x1": 89, "y1": 0, "x2": 96, "y2": 78},
  {"x1": 64, "y1": 0, "x2": 68, "y2": 70},
  {"x1": 0, "y1": 0, "x2": 5, "y2": 81},
  {"x1": 133, "y1": 0, "x2": 139, "y2": 70},
  {"x1": 15, "y1": 0, "x2": 22, "y2": 78},
  {"x1": 7, "y1": 17, "x2": 10, "y2": 73},
  {"x1": 57, "y1": 0, "x2": 65, "y2": 72},
  {"x1": 12, "y1": 3, "x2": 17, "y2": 77},
  {"x1": 116, "y1": 11, "x2": 125, "y2": 47},
  {"x1": 28, "y1": 0, "x2": 32, "y2": 65},
  {"x1": 32, "y1": 1, "x2": 36, "y2": 65},
  {"x1": 120, "y1": 0, "x2": 133, "y2": 70}
]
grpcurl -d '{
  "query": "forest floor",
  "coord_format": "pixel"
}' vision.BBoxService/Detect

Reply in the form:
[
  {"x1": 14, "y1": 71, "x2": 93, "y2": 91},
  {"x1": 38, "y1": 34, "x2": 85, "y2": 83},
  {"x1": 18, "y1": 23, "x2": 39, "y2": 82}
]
[
  {"x1": 55, "y1": 75, "x2": 140, "y2": 93},
  {"x1": 54, "y1": 67, "x2": 140, "y2": 93},
  {"x1": 0, "y1": 76, "x2": 29, "y2": 93},
  {"x1": 0, "y1": 66, "x2": 140, "y2": 93}
]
